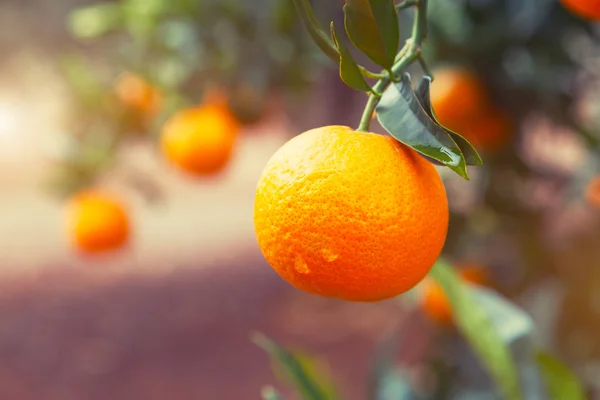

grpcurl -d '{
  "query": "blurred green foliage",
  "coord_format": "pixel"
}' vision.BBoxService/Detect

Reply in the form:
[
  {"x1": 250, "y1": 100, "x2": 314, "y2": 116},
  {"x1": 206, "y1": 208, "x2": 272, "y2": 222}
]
[
  {"x1": 51, "y1": 0, "x2": 328, "y2": 198},
  {"x1": 68, "y1": 0, "x2": 323, "y2": 102},
  {"x1": 537, "y1": 351, "x2": 586, "y2": 400}
]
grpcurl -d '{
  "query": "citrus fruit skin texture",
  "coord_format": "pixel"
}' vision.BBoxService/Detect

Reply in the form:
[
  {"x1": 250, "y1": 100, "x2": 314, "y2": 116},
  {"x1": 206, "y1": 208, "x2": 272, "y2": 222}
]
[
  {"x1": 160, "y1": 104, "x2": 240, "y2": 176},
  {"x1": 561, "y1": 0, "x2": 600, "y2": 20},
  {"x1": 422, "y1": 264, "x2": 490, "y2": 326},
  {"x1": 254, "y1": 126, "x2": 449, "y2": 302},
  {"x1": 431, "y1": 67, "x2": 512, "y2": 153},
  {"x1": 115, "y1": 72, "x2": 162, "y2": 117},
  {"x1": 67, "y1": 191, "x2": 130, "y2": 254}
]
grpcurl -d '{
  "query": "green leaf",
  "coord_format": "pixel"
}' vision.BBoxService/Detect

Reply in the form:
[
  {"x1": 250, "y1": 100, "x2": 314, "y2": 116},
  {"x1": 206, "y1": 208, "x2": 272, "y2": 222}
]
[
  {"x1": 253, "y1": 333, "x2": 338, "y2": 400},
  {"x1": 330, "y1": 23, "x2": 372, "y2": 93},
  {"x1": 261, "y1": 386, "x2": 287, "y2": 400},
  {"x1": 343, "y1": 0, "x2": 399, "y2": 69},
  {"x1": 429, "y1": 261, "x2": 523, "y2": 400},
  {"x1": 536, "y1": 351, "x2": 586, "y2": 400},
  {"x1": 292, "y1": 0, "x2": 339, "y2": 62},
  {"x1": 376, "y1": 73, "x2": 470, "y2": 179},
  {"x1": 415, "y1": 76, "x2": 483, "y2": 166},
  {"x1": 68, "y1": 3, "x2": 123, "y2": 39}
]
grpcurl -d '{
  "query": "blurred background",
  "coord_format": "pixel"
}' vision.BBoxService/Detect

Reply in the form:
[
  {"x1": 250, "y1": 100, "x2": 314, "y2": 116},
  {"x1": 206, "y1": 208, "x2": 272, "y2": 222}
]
[{"x1": 1, "y1": 0, "x2": 600, "y2": 398}]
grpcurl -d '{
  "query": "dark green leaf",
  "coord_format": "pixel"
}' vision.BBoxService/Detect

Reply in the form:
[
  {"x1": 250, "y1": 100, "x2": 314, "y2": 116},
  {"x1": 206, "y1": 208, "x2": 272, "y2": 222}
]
[
  {"x1": 429, "y1": 261, "x2": 523, "y2": 400},
  {"x1": 376, "y1": 73, "x2": 470, "y2": 179},
  {"x1": 261, "y1": 386, "x2": 287, "y2": 400},
  {"x1": 253, "y1": 333, "x2": 338, "y2": 400},
  {"x1": 343, "y1": 0, "x2": 399, "y2": 69},
  {"x1": 292, "y1": 0, "x2": 339, "y2": 62},
  {"x1": 415, "y1": 76, "x2": 483, "y2": 166},
  {"x1": 537, "y1": 351, "x2": 585, "y2": 400},
  {"x1": 68, "y1": 3, "x2": 123, "y2": 39},
  {"x1": 330, "y1": 23, "x2": 372, "y2": 93}
]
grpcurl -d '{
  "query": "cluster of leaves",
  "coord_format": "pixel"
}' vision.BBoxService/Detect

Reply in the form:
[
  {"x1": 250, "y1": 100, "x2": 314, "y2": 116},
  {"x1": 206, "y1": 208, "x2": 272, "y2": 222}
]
[
  {"x1": 255, "y1": 262, "x2": 586, "y2": 400},
  {"x1": 293, "y1": 0, "x2": 482, "y2": 179}
]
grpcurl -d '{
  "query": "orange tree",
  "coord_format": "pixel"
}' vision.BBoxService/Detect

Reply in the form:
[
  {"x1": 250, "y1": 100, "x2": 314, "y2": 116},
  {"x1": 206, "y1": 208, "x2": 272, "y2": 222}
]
[
  {"x1": 50, "y1": 0, "x2": 332, "y2": 253},
  {"x1": 252, "y1": 1, "x2": 588, "y2": 399},
  {"x1": 53, "y1": 0, "x2": 598, "y2": 397}
]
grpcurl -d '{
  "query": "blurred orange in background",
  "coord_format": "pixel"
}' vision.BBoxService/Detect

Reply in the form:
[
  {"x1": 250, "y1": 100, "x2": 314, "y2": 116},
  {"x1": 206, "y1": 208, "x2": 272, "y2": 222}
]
[
  {"x1": 114, "y1": 72, "x2": 163, "y2": 119},
  {"x1": 561, "y1": 0, "x2": 600, "y2": 20},
  {"x1": 160, "y1": 101, "x2": 240, "y2": 177},
  {"x1": 66, "y1": 190, "x2": 130, "y2": 254}
]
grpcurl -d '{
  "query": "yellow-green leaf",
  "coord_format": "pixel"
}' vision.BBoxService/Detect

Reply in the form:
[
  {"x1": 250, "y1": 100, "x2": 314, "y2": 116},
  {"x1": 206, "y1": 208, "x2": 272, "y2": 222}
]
[
  {"x1": 343, "y1": 0, "x2": 399, "y2": 69},
  {"x1": 291, "y1": 0, "x2": 339, "y2": 62},
  {"x1": 253, "y1": 333, "x2": 338, "y2": 400},
  {"x1": 68, "y1": 3, "x2": 123, "y2": 39},
  {"x1": 330, "y1": 23, "x2": 372, "y2": 93},
  {"x1": 537, "y1": 351, "x2": 586, "y2": 400},
  {"x1": 429, "y1": 261, "x2": 523, "y2": 400}
]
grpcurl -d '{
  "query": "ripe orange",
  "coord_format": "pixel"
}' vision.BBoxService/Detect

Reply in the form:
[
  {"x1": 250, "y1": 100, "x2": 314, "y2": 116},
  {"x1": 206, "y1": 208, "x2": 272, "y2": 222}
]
[
  {"x1": 430, "y1": 67, "x2": 487, "y2": 130},
  {"x1": 114, "y1": 72, "x2": 162, "y2": 117},
  {"x1": 254, "y1": 126, "x2": 449, "y2": 302},
  {"x1": 585, "y1": 175, "x2": 600, "y2": 208},
  {"x1": 160, "y1": 103, "x2": 240, "y2": 176},
  {"x1": 66, "y1": 191, "x2": 130, "y2": 254},
  {"x1": 561, "y1": 0, "x2": 600, "y2": 20},
  {"x1": 422, "y1": 264, "x2": 490, "y2": 326}
]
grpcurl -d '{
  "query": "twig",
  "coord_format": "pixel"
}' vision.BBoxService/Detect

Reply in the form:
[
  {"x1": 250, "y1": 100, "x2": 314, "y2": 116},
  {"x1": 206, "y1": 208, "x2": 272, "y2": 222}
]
[{"x1": 356, "y1": 0, "x2": 429, "y2": 131}]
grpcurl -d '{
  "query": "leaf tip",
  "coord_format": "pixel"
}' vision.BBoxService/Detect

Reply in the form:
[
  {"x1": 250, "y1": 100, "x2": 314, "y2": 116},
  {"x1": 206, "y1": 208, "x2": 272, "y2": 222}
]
[{"x1": 251, "y1": 331, "x2": 271, "y2": 349}]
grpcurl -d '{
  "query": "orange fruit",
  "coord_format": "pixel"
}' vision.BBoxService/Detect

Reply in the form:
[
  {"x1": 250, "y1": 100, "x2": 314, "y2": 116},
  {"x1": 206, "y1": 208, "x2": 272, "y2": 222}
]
[
  {"x1": 160, "y1": 102, "x2": 240, "y2": 176},
  {"x1": 254, "y1": 126, "x2": 449, "y2": 302},
  {"x1": 114, "y1": 72, "x2": 162, "y2": 117},
  {"x1": 561, "y1": 0, "x2": 600, "y2": 20},
  {"x1": 66, "y1": 191, "x2": 130, "y2": 254},
  {"x1": 430, "y1": 67, "x2": 487, "y2": 130},
  {"x1": 585, "y1": 175, "x2": 600, "y2": 208},
  {"x1": 422, "y1": 264, "x2": 490, "y2": 325}
]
